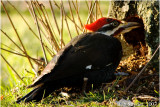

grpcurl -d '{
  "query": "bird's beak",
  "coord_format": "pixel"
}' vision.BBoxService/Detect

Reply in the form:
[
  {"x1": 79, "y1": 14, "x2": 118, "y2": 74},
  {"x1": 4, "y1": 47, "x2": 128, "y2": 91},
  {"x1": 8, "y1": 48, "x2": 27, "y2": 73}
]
[{"x1": 119, "y1": 22, "x2": 142, "y2": 34}]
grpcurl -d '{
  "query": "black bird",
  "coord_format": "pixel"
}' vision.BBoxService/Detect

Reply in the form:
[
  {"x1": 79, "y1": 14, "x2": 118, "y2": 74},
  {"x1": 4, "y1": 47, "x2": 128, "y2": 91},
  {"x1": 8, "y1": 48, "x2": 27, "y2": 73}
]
[{"x1": 16, "y1": 17, "x2": 140, "y2": 103}]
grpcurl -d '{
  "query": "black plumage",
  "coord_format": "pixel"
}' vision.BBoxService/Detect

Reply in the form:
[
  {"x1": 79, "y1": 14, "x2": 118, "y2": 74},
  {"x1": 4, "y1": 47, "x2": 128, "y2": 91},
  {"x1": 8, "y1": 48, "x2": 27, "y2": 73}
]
[
  {"x1": 16, "y1": 17, "x2": 140, "y2": 103},
  {"x1": 16, "y1": 32, "x2": 122, "y2": 103}
]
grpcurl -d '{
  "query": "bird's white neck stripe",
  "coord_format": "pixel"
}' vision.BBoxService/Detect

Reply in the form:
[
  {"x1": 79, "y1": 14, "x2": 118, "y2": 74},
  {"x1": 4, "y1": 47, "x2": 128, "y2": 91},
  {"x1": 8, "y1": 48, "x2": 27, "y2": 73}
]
[
  {"x1": 96, "y1": 32, "x2": 110, "y2": 36},
  {"x1": 96, "y1": 24, "x2": 122, "y2": 36}
]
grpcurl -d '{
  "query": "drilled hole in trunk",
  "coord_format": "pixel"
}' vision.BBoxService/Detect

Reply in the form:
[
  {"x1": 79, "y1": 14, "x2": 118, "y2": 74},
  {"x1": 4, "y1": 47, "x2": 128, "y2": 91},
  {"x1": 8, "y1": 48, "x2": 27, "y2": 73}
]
[
  {"x1": 116, "y1": 16, "x2": 149, "y2": 73},
  {"x1": 115, "y1": 17, "x2": 158, "y2": 97},
  {"x1": 117, "y1": 16, "x2": 148, "y2": 60}
]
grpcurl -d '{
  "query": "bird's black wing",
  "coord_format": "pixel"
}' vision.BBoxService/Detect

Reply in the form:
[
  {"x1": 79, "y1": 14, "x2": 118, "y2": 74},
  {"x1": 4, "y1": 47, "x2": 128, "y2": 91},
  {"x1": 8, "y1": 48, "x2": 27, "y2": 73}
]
[{"x1": 28, "y1": 32, "x2": 122, "y2": 88}]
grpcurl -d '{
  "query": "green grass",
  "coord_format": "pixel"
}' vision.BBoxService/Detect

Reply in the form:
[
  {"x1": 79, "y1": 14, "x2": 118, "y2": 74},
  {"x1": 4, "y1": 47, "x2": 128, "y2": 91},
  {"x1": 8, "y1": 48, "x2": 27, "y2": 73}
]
[{"x1": 1, "y1": 84, "x2": 117, "y2": 107}]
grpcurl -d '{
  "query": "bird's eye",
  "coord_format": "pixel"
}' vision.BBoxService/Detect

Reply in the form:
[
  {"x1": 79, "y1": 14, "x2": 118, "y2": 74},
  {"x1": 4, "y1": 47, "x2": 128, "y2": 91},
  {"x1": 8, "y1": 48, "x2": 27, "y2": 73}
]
[
  {"x1": 107, "y1": 18, "x2": 113, "y2": 22},
  {"x1": 111, "y1": 21, "x2": 119, "y2": 26}
]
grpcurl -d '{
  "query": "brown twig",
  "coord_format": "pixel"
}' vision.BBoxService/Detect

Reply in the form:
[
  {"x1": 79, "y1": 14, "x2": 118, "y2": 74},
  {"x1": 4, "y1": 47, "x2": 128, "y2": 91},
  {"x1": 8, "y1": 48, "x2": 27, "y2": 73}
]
[
  {"x1": 36, "y1": 17, "x2": 58, "y2": 54},
  {"x1": 97, "y1": 1, "x2": 103, "y2": 17},
  {"x1": 1, "y1": 47, "x2": 42, "y2": 65},
  {"x1": 26, "y1": 1, "x2": 56, "y2": 55},
  {"x1": 124, "y1": 45, "x2": 160, "y2": 92},
  {"x1": 1, "y1": 47, "x2": 25, "y2": 57},
  {"x1": 44, "y1": 3, "x2": 59, "y2": 45},
  {"x1": 37, "y1": 2, "x2": 61, "y2": 49},
  {"x1": 89, "y1": 1, "x2": 94, "y2": 23},
  {"x1": 53, "y1": 1, "x2": 82, "y2": 31},
  {"x1": 1, "y1": 29, "x2": 23, "y2": 52},
  {"x1": 1, "y1": 30, "x2": 43, "y2": 65},
  {"x1": 82, "y1": 0, "x2": 96, "y2": 33},
  {"x1": 1, "y1": 1, "x2": 34, "y2": 69},
  {"x1": 10, "y1": 1, "x2": 54, "y2": 57},
  {"x1": 68, "y1": 0, "x2": 79, "y2": 35},
  {"x1": 8, "y1": 1, "x2": 40, "y2": 40},
  {"x1": 25, "y1": 69, "x2": 35, "y2": 75},
  {"x1": 1, "y1": 54, "x2": 25, "y2": 84},
  {"x1": 34, "y1": 1, "x2": 61, "y2": 52},
  {"x1": 95, "y1": 1, "x2": 98, "y2": 20},
  {"x1": 1, "y1": 43, "x2": 18, "y2": 52},
  {"x1": 49, "y1": 1, "x2": 60, "y2": 35},
  {"x1": 60, "y1": 1, "x2": 64, "y2": 48},
  {"x1": 72, "y1": 1, "x2": 83, "y2": 28},
  {"x1": 62, "y1": 2, "x2": 72, "y2": 40},
  {"x1": 85, "y1": 0, "x2": 90, "y2": 11},
  {"x1": 30, "y1": 1, "x2": 48, "y2": 65}
]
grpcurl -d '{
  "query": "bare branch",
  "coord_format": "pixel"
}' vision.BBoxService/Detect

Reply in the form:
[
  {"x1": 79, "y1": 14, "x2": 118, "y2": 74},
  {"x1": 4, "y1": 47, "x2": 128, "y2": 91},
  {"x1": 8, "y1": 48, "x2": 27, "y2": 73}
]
[
  {"x1": 30, "y1": 1, "x2": 48, "y2": 65},
  {"x1": 68, "y1": 0, "x2": 79, "y2": 35},
  {"x1": 62, "y1": 2, "x2": 72, "y2": 40},
  {"x1": 1, "y1": 47, "x2": 42, "y2": 65},
  {"x1": 60, "y1": 0, "x2": 64, "y2": 48},
  {"x1": 72, "y1": 1, "x2": 83, "y2": 28},
  {"x1": 53, "y1": 1, "x2": 83, "y2": 31},
  {"x1": 1, "y1": 54, "x2": 26, "y2": 84},
  {"x1": 124, "y1": 45, "x2": 160, "y2": 92},
  {"x1": 1, "y1": 29, "x2": 23, "y2": 52},
  {"x1": 82, "y1": 0, "x2": 96, "y2": 33},
  {"x1": 1, "y1": 1, "x2": 34, "y2": 69}
]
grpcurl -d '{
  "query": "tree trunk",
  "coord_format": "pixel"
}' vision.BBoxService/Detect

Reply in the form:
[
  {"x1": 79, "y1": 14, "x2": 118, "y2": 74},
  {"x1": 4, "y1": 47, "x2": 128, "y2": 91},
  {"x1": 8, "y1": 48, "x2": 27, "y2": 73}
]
[{"x1": 108, "y1": 1, "x2": 159, "y2": 70}]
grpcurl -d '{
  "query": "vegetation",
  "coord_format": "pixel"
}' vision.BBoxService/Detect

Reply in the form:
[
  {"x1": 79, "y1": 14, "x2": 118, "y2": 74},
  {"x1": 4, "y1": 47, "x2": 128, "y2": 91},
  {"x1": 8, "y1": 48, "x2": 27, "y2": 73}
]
[
  {"x1": 1, "y1": 1, "x2": 159, "y2": 107},
  {"x1": 1, "y1": 1, "x2": 113, "y2": 106}
]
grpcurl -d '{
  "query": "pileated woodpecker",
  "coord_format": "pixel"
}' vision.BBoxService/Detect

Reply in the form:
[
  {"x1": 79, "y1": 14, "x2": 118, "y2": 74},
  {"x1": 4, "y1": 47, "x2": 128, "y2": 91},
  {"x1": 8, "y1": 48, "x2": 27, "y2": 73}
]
[{"x1": 16, "y1": 17, "x2": 141, "y2": 103}]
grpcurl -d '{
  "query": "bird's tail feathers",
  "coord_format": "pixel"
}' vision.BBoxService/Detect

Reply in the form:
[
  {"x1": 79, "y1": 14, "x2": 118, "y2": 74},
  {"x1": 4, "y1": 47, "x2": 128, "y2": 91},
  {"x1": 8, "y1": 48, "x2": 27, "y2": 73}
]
[{"x1": 16, "y1": 85, "x2": 53, "y2": 103}]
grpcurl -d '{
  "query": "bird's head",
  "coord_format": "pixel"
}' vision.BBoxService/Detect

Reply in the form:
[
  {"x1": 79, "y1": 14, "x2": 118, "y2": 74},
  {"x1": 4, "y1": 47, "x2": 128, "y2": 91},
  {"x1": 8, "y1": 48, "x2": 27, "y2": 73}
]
[{"x1": 84, "y1": 17, "x2": 141, "y2": 36}]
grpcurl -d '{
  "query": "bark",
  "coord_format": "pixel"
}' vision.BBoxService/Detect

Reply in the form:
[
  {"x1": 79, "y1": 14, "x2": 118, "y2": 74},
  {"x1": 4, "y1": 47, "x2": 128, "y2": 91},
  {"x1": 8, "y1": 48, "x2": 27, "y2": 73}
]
[{"x1": 108, "y1": 1, "x2": 159, "y2": 70}]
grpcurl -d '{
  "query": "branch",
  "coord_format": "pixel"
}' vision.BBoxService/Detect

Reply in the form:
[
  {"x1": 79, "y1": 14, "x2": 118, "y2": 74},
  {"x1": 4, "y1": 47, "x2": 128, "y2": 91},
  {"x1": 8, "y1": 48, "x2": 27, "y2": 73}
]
[
  {"x1": 30, "y1": 1, "x2": 48, "y2": 65},
  {"x1": 124, "y1": 45, "x2": 160, "y2": 92},
  {"x1": 1, "y1": 1, "x2": 34, "y2": 69},
  {"x1": 1, "y1": 54, "x2": 26, "y2": 84}
]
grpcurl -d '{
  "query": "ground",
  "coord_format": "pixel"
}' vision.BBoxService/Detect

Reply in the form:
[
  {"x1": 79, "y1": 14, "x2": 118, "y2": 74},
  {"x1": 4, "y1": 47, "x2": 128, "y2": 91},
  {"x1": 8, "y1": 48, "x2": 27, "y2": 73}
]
[
  {"x1": 1, "y1": 1, "x2": 159, "y2": 106},
  {"x1": 1, "y1": 52, "x2": 159, "y2": 106}
]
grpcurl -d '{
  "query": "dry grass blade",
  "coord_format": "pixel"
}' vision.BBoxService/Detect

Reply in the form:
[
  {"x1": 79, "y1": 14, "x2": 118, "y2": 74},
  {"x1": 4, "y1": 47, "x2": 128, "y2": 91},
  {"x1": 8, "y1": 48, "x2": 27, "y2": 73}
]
[
  {"x1": 1, "y1": 29, "x2": 44, "y2": 65},
  {"x1": 49, "y1": 1, "x2": 60, "y2": 35},
  {"x1": 1, "y1": 47, "x2": 25, "y2": 58},
  {"x1": 124, "y1": 45, "x2": 160, "y2": 92},
  {"x1": 89, "y1": 1, "x2": 95, "y2": 23},
  {"x1": 45, "y1": 46, "x2": 54, "y2": 57},
  {"x1": 37, "y1": 1, "x2": 60, "y2": 46},
  {"x1": 43, "y1": 2, "x2": 59, "y2": 44},
  {"x1": 60, "y1": 1, "x2": 64, "y2": 48},
  {"x1": 1, "y1": 29, "x2": 23, "y2": 52},
  {"x1": 53, "y1": 1, "x2": 82, "y2": 31},
  {"x1": 97, "y1": 1, "x2": 103, "y2": 17},
  {"x1": 72, "y1": 1, "x2": 83, "y2": 28},
  {"x1": 1, "y1": 47, "x2": 42, "y2": 66},
  {"x1": 62, "y1": 2, "x2": 72, "y2": 40},
  {"x1": 25, "y1": 1, "x2": 35, "y2": 21},
  {"x1": 1, "y1": 1, "x2": 34, "y2": 69},
  {"x1": 26, "y1": 1, "x2": 56, "y2": 55},
  {"x1": 33, "y1": 1, "x2": 44, "y2": 21},
  {"x1": 34, "y1": 1, "x2": 61, "y2": 52},
  {"x1": 68, "y1": 0, "x2": 79, "y2": 35},
  {"x1": 1, "y1": 54, "x2": 25, "y2": 84},
  {"x1": 95, "y1": 1, "x2": 98, "y2": 20},
  {"x1": 1, "y1": 43, "x2": 20, "y2": 53},
  {"x1": 30, "y1": 1, "x2": 48, "y2": 65},
  {"x1": 5, "y1": 2, "x2": 54, "y2": 57},
  {"x1": 82, "y1": 0, "x2": 96, "y2": 33},
  {"x1": 37, "y1": 16, "x2": 59, "y2": 54},
  {"x1": 85, "y1": 0, "x2": 89, "y2": 10},
  {"x1": 7, "y1": 1, "x2": 40, "y2": 40}
]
